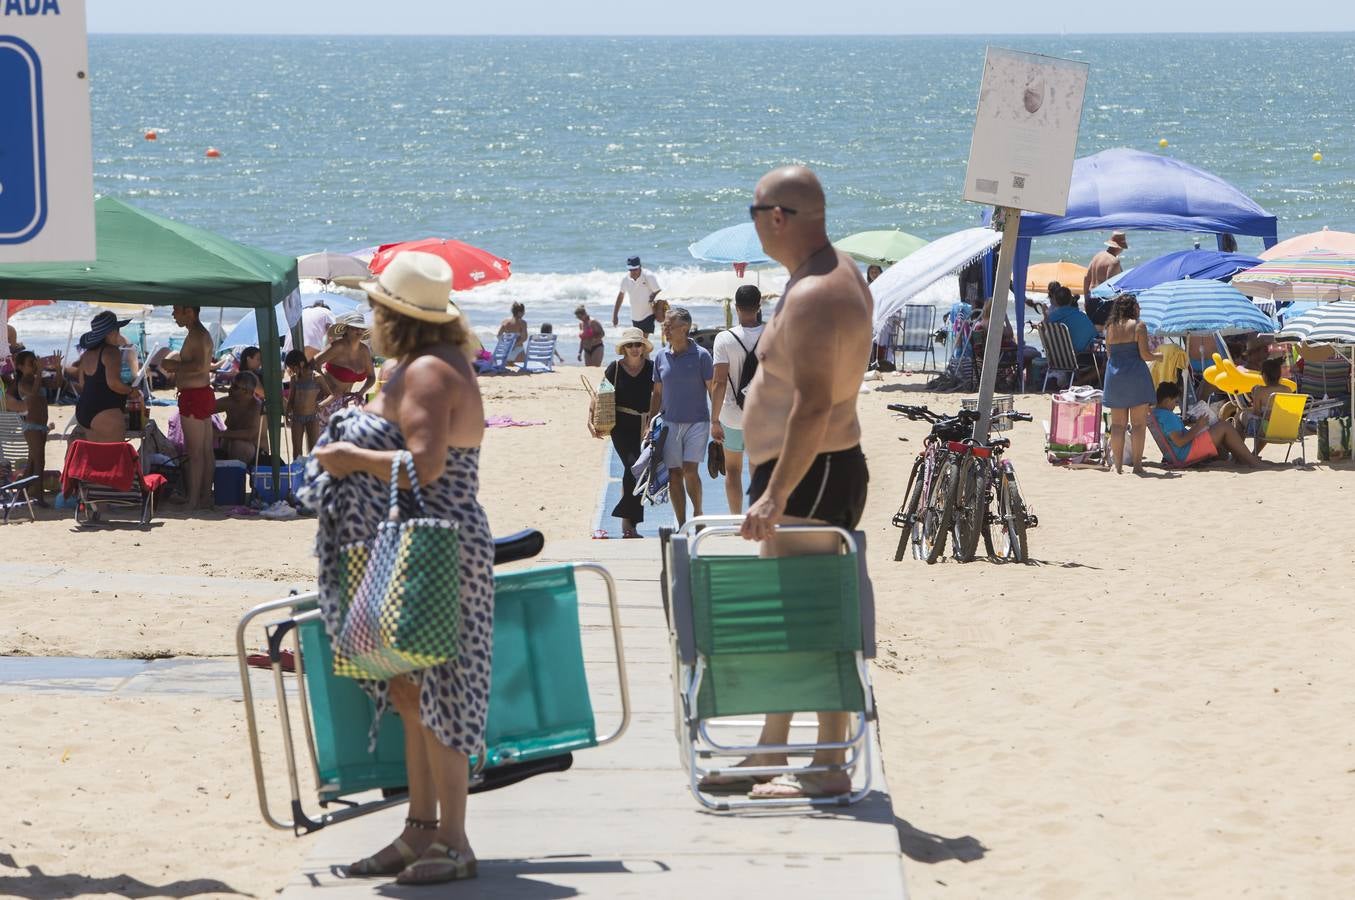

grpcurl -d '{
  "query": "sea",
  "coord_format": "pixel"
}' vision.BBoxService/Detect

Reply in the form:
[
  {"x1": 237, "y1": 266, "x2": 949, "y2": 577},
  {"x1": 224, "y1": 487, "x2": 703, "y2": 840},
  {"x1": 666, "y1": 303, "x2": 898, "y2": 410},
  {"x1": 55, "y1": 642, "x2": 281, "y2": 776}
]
[{"x1": 13, "y1": 33, "x2": 1355, "y2": 359}]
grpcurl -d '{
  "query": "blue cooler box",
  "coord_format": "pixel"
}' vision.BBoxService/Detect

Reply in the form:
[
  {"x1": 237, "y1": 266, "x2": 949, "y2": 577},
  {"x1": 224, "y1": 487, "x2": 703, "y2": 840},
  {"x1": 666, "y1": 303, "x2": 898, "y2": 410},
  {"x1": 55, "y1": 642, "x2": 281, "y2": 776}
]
[
  {"x1": 214, "y1": 460, "x2": 247, "y2": 506},
  {"x1": 251, "y1": 458, "x2": 307, "y2": 503}
]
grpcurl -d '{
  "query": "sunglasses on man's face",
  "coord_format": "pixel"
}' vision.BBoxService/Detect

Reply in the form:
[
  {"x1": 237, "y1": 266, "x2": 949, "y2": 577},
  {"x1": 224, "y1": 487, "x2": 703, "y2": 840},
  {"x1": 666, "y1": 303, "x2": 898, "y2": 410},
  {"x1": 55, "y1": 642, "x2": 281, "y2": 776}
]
[{"x1": 748, "y1": 204, "x2": 797, "y2": 221}]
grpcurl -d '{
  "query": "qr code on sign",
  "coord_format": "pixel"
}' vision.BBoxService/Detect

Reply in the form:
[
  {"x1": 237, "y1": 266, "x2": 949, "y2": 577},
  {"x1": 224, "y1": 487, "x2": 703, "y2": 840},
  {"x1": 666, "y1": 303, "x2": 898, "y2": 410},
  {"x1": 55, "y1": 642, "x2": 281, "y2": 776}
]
[
  {"x1": 975, "y1": 178, "x2": 998, "y2": 194},
  {"x1": 1012, "y1": 175, "x2": 1027, "y2": 189}
]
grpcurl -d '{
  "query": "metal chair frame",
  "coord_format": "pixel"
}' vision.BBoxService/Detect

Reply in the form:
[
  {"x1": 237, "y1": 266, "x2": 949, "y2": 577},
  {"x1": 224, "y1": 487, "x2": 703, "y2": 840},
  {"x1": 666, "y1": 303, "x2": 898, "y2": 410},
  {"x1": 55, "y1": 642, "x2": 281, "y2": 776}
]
[{"x1": 892, "y1": 304, "x2": 938, "y2": 372}]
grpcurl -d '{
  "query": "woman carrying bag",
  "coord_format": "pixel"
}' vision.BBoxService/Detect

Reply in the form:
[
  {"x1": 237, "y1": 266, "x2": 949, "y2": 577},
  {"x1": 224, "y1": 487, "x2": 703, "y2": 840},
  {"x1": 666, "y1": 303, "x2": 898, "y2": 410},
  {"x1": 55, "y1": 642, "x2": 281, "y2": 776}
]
[
  {"x1": 299, "y1": 252, "x2": 492, "y2": 885},
  {"x1": 591, "y1": 327, "x2": 653, "y2": 538}
]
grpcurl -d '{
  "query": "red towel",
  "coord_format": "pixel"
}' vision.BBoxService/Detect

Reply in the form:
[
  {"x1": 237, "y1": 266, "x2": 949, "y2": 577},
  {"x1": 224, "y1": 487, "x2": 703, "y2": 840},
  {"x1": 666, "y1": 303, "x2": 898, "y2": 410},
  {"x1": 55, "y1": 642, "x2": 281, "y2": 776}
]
[{"x1": 62, "y1": 440, "x2": 140, "y2": 497}]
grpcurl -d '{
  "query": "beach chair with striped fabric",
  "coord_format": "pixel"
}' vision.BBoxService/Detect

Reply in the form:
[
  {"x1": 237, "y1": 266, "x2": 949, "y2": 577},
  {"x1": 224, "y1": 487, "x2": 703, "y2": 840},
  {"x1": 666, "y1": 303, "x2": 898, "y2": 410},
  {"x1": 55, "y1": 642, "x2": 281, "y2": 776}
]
[
  {"x1": 892, "y1": 304, "x2": 937, "y2": 372},
  {"x1": 1035, "y1": 321, "x2": 1079, "y2": 392},
  {"x1": 476, "y1": 333, "x2": 518, "y2": 375},
  {"x1": 661, "y1": 517, "x2": 877, "y2": 811},
  {"x1": 0, "y1": 412, "x2": 39, "y2": 524},
  {"x1": 236, "y1": 529, "x2": 632, "y2": 834},
  {"x1": 522, "y1": 333, "x2": 558, "y2": 373}
]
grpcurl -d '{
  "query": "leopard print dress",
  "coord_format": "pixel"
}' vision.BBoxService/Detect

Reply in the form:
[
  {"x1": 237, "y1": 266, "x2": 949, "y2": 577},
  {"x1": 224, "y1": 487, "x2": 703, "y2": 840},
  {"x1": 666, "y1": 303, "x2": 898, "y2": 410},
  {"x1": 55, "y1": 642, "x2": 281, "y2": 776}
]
[{"x1": 299, "y1": 407, "x2": 495, "y2": 755}]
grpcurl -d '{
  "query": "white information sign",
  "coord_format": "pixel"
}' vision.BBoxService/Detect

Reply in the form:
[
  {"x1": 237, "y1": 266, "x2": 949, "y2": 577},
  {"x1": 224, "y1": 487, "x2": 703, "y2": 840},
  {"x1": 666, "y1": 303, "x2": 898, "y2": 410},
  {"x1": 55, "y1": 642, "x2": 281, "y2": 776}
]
[
  {"x1": 0, "y1": 0, "x2": 94, "y2": 262},
  {"x1": 963, "y1": 47, "x2": 1089, "y2": 217}
]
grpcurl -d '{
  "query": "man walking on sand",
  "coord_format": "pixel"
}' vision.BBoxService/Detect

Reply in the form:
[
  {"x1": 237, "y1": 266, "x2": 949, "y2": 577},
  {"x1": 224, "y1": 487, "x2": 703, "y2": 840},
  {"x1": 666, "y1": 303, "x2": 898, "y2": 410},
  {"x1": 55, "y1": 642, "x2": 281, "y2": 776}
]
[
  {"x1": 644, "y1": 306, "x2": 713, "y2": 527},
  {"x1": 704, "y1": 165, "x2": 872, "y2": 801},
  {"x1": 613, "y1": 256, "x2": 662, "y2": 335},
  {"x1": 160, "y1": 306, "x2": 216, "y2": 509},
  {"x1": 709, "y1": 285, "x2": 764, "y2": 514}
]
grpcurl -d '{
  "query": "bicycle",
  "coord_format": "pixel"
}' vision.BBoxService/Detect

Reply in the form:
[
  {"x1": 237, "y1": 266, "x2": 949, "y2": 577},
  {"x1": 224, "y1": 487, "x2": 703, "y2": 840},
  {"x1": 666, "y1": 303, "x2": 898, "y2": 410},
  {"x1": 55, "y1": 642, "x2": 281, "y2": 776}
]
[
  {"x1": 949, "y1": 414, "x2": 1037, "y2": 563},
  {"x1": 887, "y1": 403, "x2": 982, "y2": 564}
]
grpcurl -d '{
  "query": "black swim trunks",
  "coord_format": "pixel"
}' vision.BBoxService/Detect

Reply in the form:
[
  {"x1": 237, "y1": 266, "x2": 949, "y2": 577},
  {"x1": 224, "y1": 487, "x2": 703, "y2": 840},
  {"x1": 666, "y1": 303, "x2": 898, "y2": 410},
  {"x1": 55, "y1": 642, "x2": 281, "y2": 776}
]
[
  {"x1": 748, "y1": 445, "x2": 869, "y2": 530},
  {"x1": 632, "y1": 314, "x2": 656, "y2": 335}
]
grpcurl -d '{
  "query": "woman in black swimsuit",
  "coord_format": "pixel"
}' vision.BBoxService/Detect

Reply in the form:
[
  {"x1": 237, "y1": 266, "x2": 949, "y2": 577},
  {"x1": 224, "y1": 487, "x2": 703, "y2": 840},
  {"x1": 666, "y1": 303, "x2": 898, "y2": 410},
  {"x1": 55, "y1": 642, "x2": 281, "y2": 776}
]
[
  {"x1": 74, "y1": 311, "x2": 135, "y2": 443},
  {"x1": 592, "y1": 327, "x2": 654, "y2": 538}
]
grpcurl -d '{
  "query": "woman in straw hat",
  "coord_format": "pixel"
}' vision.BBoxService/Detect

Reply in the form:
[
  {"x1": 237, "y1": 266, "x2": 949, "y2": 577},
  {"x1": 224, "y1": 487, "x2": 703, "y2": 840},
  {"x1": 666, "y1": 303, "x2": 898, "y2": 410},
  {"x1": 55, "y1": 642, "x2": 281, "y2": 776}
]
[
  {"x1": 313, "y1": 310, "x2": 375, "y2": 428},
  {"x1": 302, "y1": 252, "x2": 492, "y2": 885},
  {"x1": 590, "y1": 326, "x2": 654, "y2": 538}
]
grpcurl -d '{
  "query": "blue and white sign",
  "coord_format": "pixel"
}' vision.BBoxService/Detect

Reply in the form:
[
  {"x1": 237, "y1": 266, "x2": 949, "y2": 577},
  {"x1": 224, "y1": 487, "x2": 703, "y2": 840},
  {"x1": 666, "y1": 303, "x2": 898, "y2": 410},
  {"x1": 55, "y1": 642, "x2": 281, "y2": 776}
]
[{"x1": 0, "y1": 0, "x2": 93, "y2": 262}]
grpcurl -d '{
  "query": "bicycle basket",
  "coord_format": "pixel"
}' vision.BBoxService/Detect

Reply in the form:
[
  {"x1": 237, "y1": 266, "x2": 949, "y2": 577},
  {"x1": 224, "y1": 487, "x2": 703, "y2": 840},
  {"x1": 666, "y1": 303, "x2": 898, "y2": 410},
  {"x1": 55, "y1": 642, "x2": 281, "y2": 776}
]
[{"x1": 960, "y1": 395, "x2": 1015, "y2": 431}]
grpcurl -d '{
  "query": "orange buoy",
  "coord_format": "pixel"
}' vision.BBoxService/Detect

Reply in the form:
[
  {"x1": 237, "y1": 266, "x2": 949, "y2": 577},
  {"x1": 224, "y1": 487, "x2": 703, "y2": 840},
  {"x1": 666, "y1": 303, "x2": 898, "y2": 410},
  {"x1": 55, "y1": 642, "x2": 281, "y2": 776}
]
[
  {"x1": 204, "y1": 147, "x2": 221, "y2": 159},
  {"x1": 144, "y1": 130, "x2": 157, "y2": 141}
]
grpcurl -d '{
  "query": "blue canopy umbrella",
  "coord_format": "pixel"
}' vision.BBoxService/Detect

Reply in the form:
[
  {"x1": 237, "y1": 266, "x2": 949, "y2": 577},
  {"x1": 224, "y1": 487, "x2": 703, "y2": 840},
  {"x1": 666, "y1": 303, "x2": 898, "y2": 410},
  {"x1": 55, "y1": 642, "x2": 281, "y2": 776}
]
[
  {"x1": 688, "y1": 222, "x2": 772, "y2": 266},
  {"x1": 1092, "y1": 250, "x2": 1261, "y2": 298},
  {"x1": 1136, "y1": 279, "x2": 1274, "y2": 336},
  {"x1": 220, "y1": 290, "x2": 364, "y2": 349}
]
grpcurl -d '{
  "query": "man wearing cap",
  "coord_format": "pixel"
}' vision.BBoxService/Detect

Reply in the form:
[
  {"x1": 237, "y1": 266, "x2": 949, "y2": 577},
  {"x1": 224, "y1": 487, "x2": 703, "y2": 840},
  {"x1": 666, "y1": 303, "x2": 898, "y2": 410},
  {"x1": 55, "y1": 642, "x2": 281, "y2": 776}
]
[
  {"x1": 644, "y1": 306, "x2": 713, "y2": 527},
  {"x1": 1084, "y1": 231, "x2": 1128, "y2": 325},
  {"x1": 709, "y1": 285, "x2": 764, "y2": 514},
  {"x1": 613, "y1": 256, "x2": 662, "y2": 335},
  {"x1": 160, "y1": 306, "x2": 216, "y2": 508}
]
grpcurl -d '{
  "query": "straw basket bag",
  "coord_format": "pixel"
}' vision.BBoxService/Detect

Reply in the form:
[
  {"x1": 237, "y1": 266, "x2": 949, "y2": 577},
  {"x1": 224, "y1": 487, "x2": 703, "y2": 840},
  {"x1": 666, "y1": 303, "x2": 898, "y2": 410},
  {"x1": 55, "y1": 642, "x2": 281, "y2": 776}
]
[{"x1": 582, "y1": 374, "x2": 615, "y2": 437}]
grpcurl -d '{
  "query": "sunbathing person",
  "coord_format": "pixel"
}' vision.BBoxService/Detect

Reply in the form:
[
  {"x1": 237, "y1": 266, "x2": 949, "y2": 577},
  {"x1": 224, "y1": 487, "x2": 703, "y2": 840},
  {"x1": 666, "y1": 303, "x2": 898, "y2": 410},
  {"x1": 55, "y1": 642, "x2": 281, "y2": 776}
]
[
  {"x1": 13, "y1": 350, "x2": 50, "y2": 503},
  {"x1": 1237, "y1": 357, "x2": 1292, "y2": 455},
  {"x1": 1152, "y1": 382, "x2": 1263, "y2": 468},
  {"x1": 216, "y1": 371, "x2": 263, "y2": 465},
  {"x1": 285, "y1": 349, "x2": 325, "y2": 457}
]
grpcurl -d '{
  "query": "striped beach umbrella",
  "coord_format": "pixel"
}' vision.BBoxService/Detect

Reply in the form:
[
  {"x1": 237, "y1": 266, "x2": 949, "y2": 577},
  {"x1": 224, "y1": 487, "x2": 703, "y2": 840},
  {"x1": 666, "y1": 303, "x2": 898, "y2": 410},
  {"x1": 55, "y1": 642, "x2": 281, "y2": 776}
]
[
  {"x1": 1231, "y1": 251, "x2": 1355, "y2": 302},
  {"x1": 1275, "y1": 299, "x2": 1355, "y2": 344},
  {"x1": 1258, "y1": 227, "x2": 1355, "y2": 261},
  {"x1": 1136, "y1": 279, "x2": 1274, "y2": 336}
]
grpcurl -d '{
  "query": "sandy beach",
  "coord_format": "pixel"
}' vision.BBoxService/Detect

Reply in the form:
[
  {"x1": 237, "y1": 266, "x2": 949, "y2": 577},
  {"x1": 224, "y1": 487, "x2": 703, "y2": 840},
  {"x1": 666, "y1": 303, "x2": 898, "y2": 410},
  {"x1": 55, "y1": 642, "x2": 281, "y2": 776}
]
[{"x1": 3, "y1": 368, "x2": 1354, "y2": 897}]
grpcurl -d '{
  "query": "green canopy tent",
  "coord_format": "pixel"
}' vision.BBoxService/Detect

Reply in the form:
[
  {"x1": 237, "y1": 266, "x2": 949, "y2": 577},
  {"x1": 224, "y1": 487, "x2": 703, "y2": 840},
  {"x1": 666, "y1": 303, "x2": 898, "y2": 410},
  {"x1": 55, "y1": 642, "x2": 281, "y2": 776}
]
[{"x1": 0, "y1": 196, "x2": 300, "y2": 484}]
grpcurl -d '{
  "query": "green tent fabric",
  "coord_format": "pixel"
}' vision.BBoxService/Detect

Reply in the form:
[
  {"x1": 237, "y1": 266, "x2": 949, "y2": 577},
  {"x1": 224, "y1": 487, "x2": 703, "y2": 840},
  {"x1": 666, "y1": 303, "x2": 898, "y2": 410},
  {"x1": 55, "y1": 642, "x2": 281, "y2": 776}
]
[{"x1": 0, "y1": 197, "x2": 300, "y2": 484}]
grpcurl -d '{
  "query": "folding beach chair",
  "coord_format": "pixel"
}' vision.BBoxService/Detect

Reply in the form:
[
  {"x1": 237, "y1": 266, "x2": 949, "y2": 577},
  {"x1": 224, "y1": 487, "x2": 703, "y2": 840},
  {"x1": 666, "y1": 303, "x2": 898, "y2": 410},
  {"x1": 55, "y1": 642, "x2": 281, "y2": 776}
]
[
  {"x1": 522, "y1": 333, "x2": 558, "y2": 373},
  {"x1": 1044, "y1": 389, "x2": 1103, "y2": 466},
  {"x1": 236, "y1": 529, "x2": 631, "y2": 834},
  {"x1": 1035, "y1": 321, "x2": 1080, "y2": 392},
  {"x1": 0, "y1": 412, "x2": 39, "y2": 524},
  {"x1": 61, "y1": 439, "x2": 166, "y2": 526},
  {"x1": 892, "y1": 305, "x2": 937, "y2": 372},
  {"x1": 1145, "y1": 414, "x2": 1216, "y2": 470},
  {"x1": 661, "y1": 517, "x2": 877, "y2": 811},
  {"x1": 1260, "y1": 392, "x2": 1309, "y2": 463},
  {"x1": 475, "y1": 334, "x2": 518, "y2": 375}
]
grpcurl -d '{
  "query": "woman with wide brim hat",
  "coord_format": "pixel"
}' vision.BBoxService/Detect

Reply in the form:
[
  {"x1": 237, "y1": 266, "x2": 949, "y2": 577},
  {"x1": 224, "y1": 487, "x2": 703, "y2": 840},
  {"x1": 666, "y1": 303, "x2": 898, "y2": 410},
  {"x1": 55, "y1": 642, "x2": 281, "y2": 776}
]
[
  {"x1": 589, "y1": 325, "x2": 654, "y2": 538},
  {"x1": 312, "y1": 310, "x2": 375, "y2": 428},
  {"x1": 302, "y1": 251, "x2": 494, "y2": 886},
  {"x1": 73, "y1": 310, "x2": 136, "y2": 442}
]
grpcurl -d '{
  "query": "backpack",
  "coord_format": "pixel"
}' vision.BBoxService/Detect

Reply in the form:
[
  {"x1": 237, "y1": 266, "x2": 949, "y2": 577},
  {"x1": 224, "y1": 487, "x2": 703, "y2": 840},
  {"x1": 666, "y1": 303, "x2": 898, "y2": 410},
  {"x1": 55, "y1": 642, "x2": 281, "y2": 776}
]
[{"x1": 728, "y1": 329, "x2": 760, "y2": 409}]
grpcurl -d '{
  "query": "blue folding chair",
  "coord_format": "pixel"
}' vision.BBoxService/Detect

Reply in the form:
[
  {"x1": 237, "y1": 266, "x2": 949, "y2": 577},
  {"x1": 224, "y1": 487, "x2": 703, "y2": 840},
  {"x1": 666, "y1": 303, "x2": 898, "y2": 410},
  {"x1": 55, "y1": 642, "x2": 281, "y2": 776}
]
[
  {"x1": 476, "y1": 334, "x2": 517, "y2": 375},
  {"x1": 522, "y1": 333, "x2": 558, "y2": 373}
]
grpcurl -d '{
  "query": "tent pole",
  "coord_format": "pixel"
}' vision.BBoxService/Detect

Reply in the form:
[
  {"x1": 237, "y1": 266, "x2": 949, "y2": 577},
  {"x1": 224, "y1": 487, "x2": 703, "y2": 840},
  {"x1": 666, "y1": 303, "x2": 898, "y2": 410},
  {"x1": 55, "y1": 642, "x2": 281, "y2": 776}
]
[
  {"x1": 974, "y1": 206, "x2": 1022, "y2": 439},
  {"x1": 255, "y1": 305, "x2": 284, "y2": 492}
]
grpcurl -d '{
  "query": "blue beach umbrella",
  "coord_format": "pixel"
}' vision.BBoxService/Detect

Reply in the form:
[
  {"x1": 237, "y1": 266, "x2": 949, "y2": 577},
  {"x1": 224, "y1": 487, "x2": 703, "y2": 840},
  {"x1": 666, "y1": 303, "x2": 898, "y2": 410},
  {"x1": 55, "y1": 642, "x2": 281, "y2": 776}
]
[
  {"x1": 688, "y1": 222, "x2": 772, "y2": 266},
  {"x1": 220, "y1": 291, "x2": 364, "y2": 349},
  {"x1": 1136, "y1": 279, "x2": 1274, "y2": 336},
  {"x1": 1112, "y1": 250, "x2": 1262, "y2": 295}
]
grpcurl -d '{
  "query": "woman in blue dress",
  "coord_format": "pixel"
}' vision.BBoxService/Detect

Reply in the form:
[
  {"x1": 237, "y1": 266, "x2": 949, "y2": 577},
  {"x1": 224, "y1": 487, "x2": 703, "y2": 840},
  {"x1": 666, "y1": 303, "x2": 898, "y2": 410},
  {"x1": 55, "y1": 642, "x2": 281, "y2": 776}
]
[{"x1": 1101, "y1": 294, "x2": 1160, "y2": 474}]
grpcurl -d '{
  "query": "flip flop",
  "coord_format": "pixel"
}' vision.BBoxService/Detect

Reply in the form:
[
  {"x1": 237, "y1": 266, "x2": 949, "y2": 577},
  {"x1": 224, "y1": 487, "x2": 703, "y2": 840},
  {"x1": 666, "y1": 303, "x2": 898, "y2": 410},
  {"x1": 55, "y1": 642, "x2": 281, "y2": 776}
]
[
  {"x1": 395, "y1": 843, "x2": 477, "y2": 885},
  {"x1": 748, "y1": 772, "x2": 849, "y2": 800},
  {"x1": 245, "y1": 649, "x2": 295, "y2": 673},
  {"x1": 591, "y1": 529, "x2": 609, "y2": 540}
]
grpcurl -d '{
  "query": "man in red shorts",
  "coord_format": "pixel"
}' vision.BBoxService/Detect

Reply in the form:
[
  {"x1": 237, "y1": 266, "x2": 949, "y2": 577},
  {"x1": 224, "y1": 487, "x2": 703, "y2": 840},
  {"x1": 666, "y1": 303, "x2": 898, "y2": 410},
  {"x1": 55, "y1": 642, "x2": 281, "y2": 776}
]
[{"x1": 160, "y1": 305, "x2": 217, "y2": 508}]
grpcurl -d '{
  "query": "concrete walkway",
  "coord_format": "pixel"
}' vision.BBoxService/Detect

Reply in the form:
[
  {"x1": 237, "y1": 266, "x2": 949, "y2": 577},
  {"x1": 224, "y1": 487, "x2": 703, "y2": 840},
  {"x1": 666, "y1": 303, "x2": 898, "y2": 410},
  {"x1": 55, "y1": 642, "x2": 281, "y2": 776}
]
[{"x1": 281, "y1": 537, "x2": 908, "y2": 898}]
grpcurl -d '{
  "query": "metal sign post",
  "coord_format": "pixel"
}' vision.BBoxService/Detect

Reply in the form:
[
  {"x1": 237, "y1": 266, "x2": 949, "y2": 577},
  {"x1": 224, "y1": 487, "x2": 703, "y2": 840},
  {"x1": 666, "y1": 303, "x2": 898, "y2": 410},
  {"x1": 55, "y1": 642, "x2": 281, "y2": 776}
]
[
  {"x1": 0, "y1": 0, "x2": 95, "y2": 263},
  {"x1": 962, "y1": 46, "x2": 1089, "y2": 441}
]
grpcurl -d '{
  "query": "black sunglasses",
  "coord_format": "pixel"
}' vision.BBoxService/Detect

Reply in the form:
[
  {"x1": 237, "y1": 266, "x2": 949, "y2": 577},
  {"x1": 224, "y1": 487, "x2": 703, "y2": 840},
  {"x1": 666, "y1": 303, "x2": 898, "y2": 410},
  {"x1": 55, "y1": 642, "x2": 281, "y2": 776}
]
[{"x1": 748, "y1": 204, "x2": 797, "y2": 221}]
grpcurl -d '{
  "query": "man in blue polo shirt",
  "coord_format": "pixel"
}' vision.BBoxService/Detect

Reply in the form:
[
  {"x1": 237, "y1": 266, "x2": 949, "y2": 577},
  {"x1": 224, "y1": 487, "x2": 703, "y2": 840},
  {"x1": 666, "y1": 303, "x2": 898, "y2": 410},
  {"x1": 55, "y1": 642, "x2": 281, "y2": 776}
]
[{"x1": 645, "y1": 306, "x2": 714, "y2": 526}]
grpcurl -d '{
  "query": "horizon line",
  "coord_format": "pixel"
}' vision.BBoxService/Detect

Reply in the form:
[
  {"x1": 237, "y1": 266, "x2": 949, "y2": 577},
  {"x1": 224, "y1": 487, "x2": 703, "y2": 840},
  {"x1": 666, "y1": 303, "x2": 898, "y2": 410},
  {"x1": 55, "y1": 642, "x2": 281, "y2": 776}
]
[{"x1": 87, "y1": 29, "x2": 1355, "y2": 37}]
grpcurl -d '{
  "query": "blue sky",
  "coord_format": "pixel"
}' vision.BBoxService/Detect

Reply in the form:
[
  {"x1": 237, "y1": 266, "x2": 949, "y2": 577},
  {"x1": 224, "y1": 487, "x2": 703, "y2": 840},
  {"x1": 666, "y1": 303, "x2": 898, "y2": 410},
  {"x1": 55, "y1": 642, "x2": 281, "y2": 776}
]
[{"x1": 87, "y1": 1, "x2": 1355, "y2": 35}]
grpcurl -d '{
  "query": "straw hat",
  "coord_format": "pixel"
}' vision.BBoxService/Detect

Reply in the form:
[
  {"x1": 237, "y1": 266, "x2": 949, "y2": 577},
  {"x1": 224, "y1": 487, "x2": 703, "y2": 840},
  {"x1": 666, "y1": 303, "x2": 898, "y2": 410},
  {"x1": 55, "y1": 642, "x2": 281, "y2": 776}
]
[
  {"x1": 614, "y1": 326, "x2": 653, "y2": 355},
  {"x1": 355, "y1": 251, "x2": 460, "y2": 324},
  {"x1": 78, "y1": 310, "x2": 132, "y2": 350},
  {"x1": 327, "y1": 310, "x2": 369, "y2": 340},
  {"x1": 1105, "y1": 231, "x2": 1129, "y2": 250}
]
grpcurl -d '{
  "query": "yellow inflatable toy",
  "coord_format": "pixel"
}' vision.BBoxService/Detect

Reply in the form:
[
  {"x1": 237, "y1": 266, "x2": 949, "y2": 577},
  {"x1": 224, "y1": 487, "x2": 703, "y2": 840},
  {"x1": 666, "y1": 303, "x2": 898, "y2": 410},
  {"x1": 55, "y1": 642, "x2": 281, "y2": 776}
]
[{"x1": 1202, "y1": 353, "x2": 1297, "y2": 398}]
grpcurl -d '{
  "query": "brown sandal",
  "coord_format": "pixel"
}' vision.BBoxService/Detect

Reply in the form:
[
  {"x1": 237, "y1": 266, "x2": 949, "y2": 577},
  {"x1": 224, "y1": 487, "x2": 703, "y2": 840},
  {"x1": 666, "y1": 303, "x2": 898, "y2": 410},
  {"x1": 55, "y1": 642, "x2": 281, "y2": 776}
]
[
  {"x1": 395, "y1": 842, "x2": 478, "y2": 885},
  {"x1": 345, "y1": 818, "x2": 435, "y2": 877}
]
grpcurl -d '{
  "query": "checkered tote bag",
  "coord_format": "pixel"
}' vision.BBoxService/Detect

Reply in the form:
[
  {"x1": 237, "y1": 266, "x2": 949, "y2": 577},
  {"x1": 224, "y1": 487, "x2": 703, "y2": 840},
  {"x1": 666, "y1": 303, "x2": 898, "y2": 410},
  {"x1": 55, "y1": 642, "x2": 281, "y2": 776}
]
[{"x1": 333, "y1": 451, "x2": 462, "y2": 680}]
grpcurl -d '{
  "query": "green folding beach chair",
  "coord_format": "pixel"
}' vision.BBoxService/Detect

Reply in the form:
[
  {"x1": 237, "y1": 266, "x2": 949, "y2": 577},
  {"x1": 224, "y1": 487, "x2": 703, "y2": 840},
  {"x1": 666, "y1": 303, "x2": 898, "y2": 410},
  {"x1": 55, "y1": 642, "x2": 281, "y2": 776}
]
[
  {"x1": 236, "y1": 530, "x2": 631, "y2": 834},
  {"x1": 661, "y1": 517, "x2": 877, "y2": 811}
]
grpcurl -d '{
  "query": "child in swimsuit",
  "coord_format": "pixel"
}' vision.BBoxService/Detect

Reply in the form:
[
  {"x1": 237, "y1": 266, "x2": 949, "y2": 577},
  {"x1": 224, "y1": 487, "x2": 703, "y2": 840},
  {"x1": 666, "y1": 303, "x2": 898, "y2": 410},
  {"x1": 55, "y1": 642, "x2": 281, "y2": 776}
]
[
  {"x1": 12, "y1": 351, "x2": 50, "y2": 504},
  {"x1": 285, "y1": 349, "x2": 325, "y2": 458}
]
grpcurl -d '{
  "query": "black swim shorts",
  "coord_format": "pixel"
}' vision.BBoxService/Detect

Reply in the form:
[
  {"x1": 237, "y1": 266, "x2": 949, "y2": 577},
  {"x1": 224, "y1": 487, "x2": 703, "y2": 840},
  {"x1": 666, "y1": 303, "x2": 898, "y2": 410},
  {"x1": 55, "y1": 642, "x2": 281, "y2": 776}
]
[
  {"x1": 632, "y1": 314, "x2": 656, "y2": 335},
  {"x1": 748, "y1": 445, "x2": 869, "y2": 530}
]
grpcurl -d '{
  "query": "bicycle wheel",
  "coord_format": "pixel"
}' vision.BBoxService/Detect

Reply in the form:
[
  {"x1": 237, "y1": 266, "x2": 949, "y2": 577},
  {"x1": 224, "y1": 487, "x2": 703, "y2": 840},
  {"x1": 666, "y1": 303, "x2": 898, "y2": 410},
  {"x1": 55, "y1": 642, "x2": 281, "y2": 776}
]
[
  {"x1": 893, "y1": 456, "x2": 927, "y2": 561},
  {"x1": 951, "y1": 455, "x2": 987, "y2": 563},
  {"x1": 922, "y1": 458, "x2": 958, "y2": 564},
  {"x1": 996, "y1": 467, "x2": 1029, "y2": 563}
]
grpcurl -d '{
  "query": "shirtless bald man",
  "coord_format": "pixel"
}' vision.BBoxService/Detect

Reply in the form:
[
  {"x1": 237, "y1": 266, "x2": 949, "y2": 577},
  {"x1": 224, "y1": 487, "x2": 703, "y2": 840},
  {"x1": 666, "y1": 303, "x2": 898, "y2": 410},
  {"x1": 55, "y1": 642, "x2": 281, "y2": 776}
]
[{"x1": 727, "y1": 165, "x2": 873, "y2": 800}]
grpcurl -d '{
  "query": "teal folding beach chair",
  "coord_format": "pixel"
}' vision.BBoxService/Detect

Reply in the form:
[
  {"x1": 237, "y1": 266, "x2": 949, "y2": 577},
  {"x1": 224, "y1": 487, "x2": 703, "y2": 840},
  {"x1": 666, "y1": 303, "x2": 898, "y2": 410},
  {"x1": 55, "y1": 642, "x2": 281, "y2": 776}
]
[
  {"x1": 236, "y1": 529, "x2": 631, "y2": 834},
  {"x1": 660, "y1": 517, "x2": 877, "y2": 811}
]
